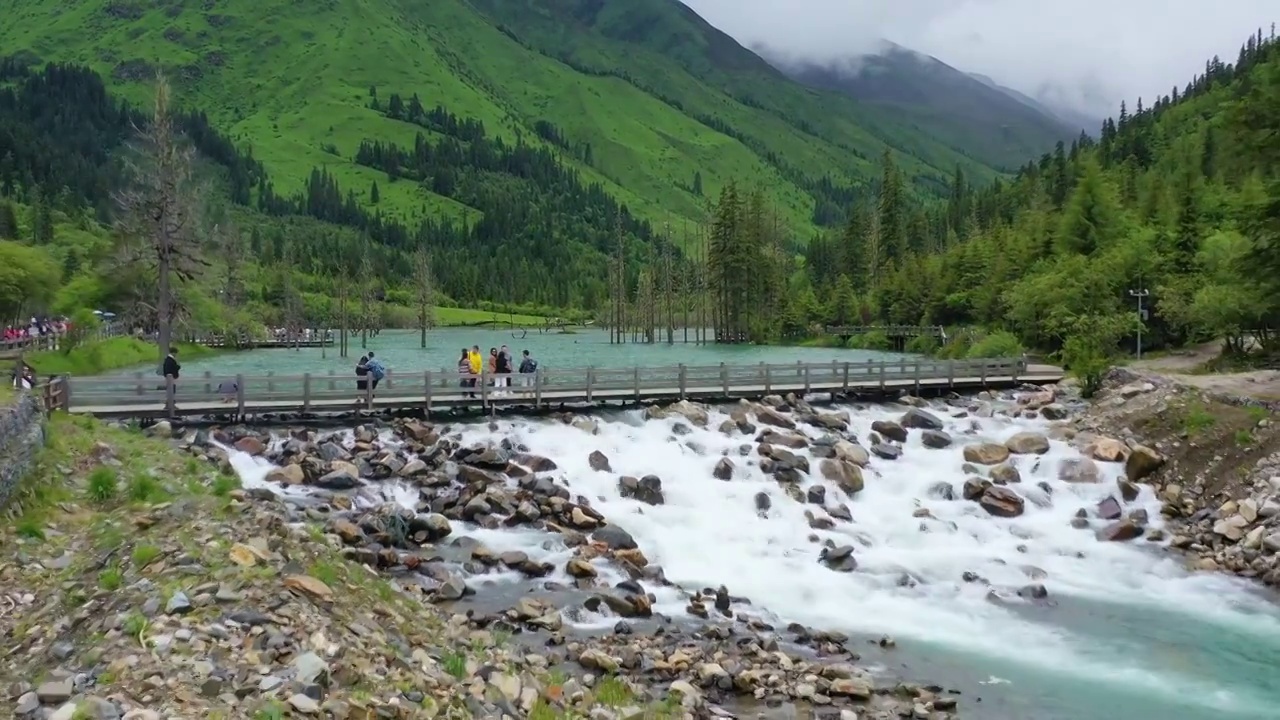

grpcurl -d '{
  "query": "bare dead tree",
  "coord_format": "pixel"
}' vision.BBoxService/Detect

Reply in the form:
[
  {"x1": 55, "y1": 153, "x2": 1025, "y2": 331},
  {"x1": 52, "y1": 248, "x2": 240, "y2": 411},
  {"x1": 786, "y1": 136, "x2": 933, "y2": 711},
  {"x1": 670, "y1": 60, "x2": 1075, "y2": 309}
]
[
  {"x1": 413, "y1": 247, "x2": 436, "y2": 348},
  {"x1": 358, "y1": 252, "x2": 375, "y2": 349},
  {"x1": 113, "y1": 73, "x2": 207, "y2": 366},
  {"x1": 278, "y1": 243, "x2": 304, "y2": 350},
  {"x1": 335, "y1": 268, "x2": 350, "y2": 359},
  {"x1": 217, "y1": 220, "x2": 246, "y2": 311}
]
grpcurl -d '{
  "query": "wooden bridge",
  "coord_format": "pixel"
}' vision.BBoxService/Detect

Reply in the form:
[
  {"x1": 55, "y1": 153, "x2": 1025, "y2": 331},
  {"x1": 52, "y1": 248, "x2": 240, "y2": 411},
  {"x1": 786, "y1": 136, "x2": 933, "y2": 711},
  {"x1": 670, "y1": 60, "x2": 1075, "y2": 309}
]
[{"x1": 37, "y1": 358, "x2": 1062, "y2": 420}]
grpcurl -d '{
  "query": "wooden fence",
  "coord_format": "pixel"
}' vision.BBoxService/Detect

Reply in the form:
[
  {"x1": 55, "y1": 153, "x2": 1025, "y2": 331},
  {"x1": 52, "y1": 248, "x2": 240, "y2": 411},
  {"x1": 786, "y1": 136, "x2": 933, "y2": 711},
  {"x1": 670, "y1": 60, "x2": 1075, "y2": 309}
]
[{"x1": 36, "y1": 357, "x2": 1061, "y2": 420}]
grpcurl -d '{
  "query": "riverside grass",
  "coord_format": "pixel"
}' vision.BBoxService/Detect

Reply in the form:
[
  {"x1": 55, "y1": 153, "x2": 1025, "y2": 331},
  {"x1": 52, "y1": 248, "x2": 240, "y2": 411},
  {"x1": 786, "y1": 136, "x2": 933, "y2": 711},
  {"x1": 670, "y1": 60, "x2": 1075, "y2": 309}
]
[{"x1": 24, "y1": 337, "x2": 218, "y2": 376}]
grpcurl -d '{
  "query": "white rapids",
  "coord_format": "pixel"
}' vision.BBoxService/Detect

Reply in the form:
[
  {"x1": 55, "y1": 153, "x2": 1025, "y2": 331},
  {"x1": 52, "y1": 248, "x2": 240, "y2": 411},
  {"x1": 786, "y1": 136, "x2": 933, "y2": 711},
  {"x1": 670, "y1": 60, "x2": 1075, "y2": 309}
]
[{"x1": 223, "y1": 397, "x2": 1280, "y2": 717}]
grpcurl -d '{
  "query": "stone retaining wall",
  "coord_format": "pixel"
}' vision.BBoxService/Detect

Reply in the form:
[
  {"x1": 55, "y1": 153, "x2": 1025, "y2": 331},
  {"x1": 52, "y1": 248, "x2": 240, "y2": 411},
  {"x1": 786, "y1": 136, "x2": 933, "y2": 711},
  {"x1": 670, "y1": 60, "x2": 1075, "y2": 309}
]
[{"x1": 0, "y1": 392, "x2": 47, "y2": 511}]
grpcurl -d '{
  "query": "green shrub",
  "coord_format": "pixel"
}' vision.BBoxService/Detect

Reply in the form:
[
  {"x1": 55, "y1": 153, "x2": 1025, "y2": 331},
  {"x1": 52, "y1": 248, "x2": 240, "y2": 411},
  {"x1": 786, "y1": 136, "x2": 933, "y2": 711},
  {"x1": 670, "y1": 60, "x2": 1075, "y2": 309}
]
[
  {"x1": 965, "y1": 331, "x2": 1025, "y2": 359},
  {"x1": 905, "y1": 334, "x2": 940, "y2": 355},
  {"x1": 846, "y1": 330, "x2": 892, "y2": 351}
]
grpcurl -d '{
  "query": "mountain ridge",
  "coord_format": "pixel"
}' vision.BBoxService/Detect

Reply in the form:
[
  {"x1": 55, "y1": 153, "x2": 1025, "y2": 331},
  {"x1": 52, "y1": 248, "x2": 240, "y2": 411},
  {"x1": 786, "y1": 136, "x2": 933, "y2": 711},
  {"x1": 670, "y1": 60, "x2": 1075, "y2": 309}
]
[
  {"x1": 760, "y1": 41, "x2": 1080, "y2": 170},
  {"x1": 0, "y1": 0, "x2": 1025, "y2": 239}
]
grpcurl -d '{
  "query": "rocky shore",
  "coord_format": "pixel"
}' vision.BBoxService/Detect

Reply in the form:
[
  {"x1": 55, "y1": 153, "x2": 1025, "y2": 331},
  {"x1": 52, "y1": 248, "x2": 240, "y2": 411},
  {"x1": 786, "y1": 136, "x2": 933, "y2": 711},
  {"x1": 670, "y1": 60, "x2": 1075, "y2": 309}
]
[
  {"x1": 4, "y1": 409, "x2": 961, "y2": 719},
  {"x1": 1070, "y1": 367, "x2": 1280, "y2": 586},
  {"x1": 9, "y1": 366, "x2": 1272, "y2": 719}
]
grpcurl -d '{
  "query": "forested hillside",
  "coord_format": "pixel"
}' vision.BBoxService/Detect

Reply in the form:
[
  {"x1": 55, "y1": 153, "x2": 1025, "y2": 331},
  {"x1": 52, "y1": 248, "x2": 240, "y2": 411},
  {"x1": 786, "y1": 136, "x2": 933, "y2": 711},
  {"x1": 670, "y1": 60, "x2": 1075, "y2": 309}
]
[
  {"x1": 0, "y1": 0, "x2": 1016, "y2": 239},
  {"x1": 703, "y1": 28, "x2": 1280, "y2": 369}
]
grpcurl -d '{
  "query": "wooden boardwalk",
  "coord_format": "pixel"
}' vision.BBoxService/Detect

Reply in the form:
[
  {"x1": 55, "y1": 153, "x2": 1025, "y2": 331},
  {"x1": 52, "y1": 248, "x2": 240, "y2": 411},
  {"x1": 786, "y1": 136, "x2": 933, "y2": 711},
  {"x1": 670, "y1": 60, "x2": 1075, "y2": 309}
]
[
  {"x1": 41, "y1": 358, "x2": 1063, "y2": 420},
  {"x1": 822, "y1": 325, "x2": 946, "y2": 339}
]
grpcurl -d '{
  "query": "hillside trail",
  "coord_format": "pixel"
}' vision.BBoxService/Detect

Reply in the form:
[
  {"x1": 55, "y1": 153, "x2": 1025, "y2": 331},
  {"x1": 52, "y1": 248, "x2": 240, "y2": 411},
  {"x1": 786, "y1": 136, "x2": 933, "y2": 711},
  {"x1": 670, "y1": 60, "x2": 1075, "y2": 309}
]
[{"x1": 1128, "y1": 340, "x2": 1280, "y2": 402}]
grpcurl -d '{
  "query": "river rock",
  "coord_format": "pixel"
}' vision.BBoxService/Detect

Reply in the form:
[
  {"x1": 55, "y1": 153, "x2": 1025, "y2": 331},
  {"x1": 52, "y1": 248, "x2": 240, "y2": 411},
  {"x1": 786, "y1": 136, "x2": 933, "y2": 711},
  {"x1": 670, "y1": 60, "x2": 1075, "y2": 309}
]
[
  {"x1": 1117, "y1": 480, "x2": 1140, "y2": 502},
  {"x1": 666, "y1": 400, "x2": 710, "y2": 427},
  {"x1": 870, "y1": 443, "x2": 901, "y2": 460},
  {"x1": 712, "y1": 457, "x2": 734, "y2": 480},
  {"x1": 963, "y1": 443, "x2": 1009, "y2": 465},
  {"x1": 1006, "y1": 432, "x2": 1050, "y2": 454},
  {"x1": 234, "y1": 435, "x2": 267, "y2": 456},
  {"x1": 592, "y1": 525, "x2": 637, "y2": 550},
  {"x1": 314, "y1": 468, "x2": 360, "y2": 490},
  {"x1": 1096, "y1": 496, "x2": 1122, "y2": 520},
  {"x1": 1087, "y1": 437, "x2": 1128, "y2": 462},
  {"x1": 1125, "y1": 444, "x2": 1165, "y2": 481},
  {"x1": 978, "y1": 486, "x2": 1024, "y2": 517},
  {"x1": 990, "y1": 463, "x2": 1021, "y2": 484},
  {"x1": 871, "y1": 420, "x2": 907, "y2": 443},
  {"x1": 754, "y1": 492, "x2": 771, "y2": 514},
  {"x1": 1097, "y1": 519, "x2": 1144, "y2": 542},
  {"x1": 820, "y1": 458, "x2": 864, "y2": 495},
  {"x1": 833, "y1": 440, "x2": 870, "y2": 467},
  {"x1": 760, "y1": 430, "x2": 808, "y2": 449},
  {"x1": 921, "y1": 430, "x2": 952, "y2": 449},
  {"x1": 901, "y1": 407, "x2": 944, "y2": 430},
  {"x1": 755, "y1": 406, "x2": 795, "y2": 429},
  {"x1": 1213, "y1": 514, "x2": 1249, "y2": 541},
  {"x1": 588, "y1": 450, "x2": 612, "y2": 472},
  {"x1": 266, "y1": 463, "x2": 305, "y2": 485},
  {"x1": 619, "y1": 475, "x2": 664, "y2": 505},
  {"x1": 1058, "y1": 458, "x2": 1101, "y2": 484},
  {"x1": 820, "y1": 544, "x2": 858, "y2": 572}
]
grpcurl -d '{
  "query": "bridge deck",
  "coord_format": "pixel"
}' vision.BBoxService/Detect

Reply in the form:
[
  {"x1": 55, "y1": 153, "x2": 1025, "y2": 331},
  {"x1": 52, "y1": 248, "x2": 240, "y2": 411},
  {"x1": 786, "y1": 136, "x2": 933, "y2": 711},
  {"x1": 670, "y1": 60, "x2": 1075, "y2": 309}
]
[{"x1": 47, "y1": 359, "x2": 1063, "y2": 420}]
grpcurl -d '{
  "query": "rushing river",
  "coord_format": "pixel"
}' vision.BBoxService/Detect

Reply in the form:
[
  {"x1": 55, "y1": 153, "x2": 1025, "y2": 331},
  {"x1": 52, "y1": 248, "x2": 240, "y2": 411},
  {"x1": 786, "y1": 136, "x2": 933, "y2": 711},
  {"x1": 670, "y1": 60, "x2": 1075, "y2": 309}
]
[{"x1": 217, "y1": 387, "x2": 1280, "y2": 720}]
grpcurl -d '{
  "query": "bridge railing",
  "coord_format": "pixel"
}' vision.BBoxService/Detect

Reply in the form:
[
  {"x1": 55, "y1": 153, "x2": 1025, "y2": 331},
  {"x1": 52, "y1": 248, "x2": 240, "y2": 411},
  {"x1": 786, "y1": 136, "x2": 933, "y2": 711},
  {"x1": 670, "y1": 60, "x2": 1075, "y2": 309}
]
[{"x1": 52, "y1": 357, "x2": 1032, "y2": 415}]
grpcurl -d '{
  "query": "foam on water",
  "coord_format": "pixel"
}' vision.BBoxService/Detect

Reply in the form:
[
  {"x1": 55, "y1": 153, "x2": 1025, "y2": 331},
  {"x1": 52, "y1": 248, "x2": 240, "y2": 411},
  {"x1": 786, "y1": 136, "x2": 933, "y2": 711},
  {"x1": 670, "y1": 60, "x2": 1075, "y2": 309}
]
[{"x1": 222, "y1": 399, "x2": 1280, "y2": 716}]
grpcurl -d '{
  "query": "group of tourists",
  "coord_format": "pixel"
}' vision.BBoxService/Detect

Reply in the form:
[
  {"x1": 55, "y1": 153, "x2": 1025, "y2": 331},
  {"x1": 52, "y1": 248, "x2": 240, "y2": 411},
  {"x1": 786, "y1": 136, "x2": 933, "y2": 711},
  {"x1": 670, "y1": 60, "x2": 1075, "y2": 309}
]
[
  {"x1": 348, "y1": 346, "x2": 538, "y2": 399},
  {"x1": 456, "y1": 345, "x2": 538, "y2": 398}
]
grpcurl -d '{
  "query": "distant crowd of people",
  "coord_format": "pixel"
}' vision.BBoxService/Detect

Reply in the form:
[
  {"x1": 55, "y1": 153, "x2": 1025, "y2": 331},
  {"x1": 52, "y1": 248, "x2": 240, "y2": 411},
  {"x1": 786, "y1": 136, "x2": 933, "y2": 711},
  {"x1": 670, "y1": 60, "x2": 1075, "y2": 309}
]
[{"x1": 3, "y1": 317, "x2": 70, "y2": 346}]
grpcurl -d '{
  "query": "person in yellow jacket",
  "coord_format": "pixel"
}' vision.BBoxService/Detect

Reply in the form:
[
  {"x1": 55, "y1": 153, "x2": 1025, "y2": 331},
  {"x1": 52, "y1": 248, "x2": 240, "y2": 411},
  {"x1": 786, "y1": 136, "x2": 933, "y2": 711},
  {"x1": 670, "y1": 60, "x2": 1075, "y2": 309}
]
[{"x1": 465, "y1": 345, "x2": 482, "y2": 398}]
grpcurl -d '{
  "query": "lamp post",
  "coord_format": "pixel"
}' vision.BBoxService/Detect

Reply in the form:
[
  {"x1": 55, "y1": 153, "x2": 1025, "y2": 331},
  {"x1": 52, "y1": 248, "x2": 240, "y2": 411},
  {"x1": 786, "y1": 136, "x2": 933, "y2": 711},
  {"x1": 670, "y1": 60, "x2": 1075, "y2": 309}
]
[{"x1": 1129, "y1": 288, "x2": 1149, "y2": 359}]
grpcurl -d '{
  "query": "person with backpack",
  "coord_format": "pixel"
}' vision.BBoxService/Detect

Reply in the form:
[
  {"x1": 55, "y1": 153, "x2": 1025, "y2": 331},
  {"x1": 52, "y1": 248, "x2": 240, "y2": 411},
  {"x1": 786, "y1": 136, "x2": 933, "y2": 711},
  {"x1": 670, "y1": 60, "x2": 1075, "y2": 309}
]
[
  {"x1": 518, "y1": 349, "x2": 538, "y2": 390},
  {"x1": 366, "y1": 352, "x2": 387, "y2": 391},
  {"x1": 355, "y1": 354, "x2": 369, "y2": 396}
]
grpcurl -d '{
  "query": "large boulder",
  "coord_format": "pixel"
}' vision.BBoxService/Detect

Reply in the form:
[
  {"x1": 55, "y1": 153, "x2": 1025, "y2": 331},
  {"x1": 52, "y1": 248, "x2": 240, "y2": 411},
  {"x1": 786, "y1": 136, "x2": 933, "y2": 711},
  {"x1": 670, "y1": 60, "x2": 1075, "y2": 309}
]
[
  {"x1": 900, "y1": 408, "x2": 944, "y2": 431},
  {"x1": 1125, "y1": 445, "x2": 1165, "y2": 482},
  {"x1": 820, "y1": 458, "x2": 864, "y2": 495},
  {"x1": 1005, "y1": 432, "x2": 1050, "y2": 455},
  {"x1": 833, "y1": 441, "x2": 870, "y2": 467},
  {"x1": 619, "y1": 475, "x2": 665, "y2": 506},
  {"x1": 963, "y1": 443, "x2": 1010, "y2": 465},
  {"x1": 1058, "y1": 458, "x2": 1101, "y2": 484},
  {"x1": 712, "y1": 457, "x2": 735, "y2": 481},
  {"x1": 588, "y1": 450, "x2": 612, "y2": 472},
  {"x1": 870, "y1": 420, "x2": 907, "y2": 443},
  {"x1": 978, "y1": 486, "x2": 1025, "y2": 517}
]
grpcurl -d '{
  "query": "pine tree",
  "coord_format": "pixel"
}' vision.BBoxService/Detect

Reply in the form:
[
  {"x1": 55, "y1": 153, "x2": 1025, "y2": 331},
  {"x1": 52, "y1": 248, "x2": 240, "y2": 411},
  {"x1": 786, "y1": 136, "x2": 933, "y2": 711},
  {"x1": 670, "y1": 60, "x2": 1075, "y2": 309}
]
[
  {"x1": 0, "y1": 200, "x2": 17, "y2": 240},
  {"x1": 29, "y1": 185, "x2": 54, "y2": 244},
  {"x1": 370, "y1": 180, "x2": 380, "y2": 204},
  {"x1": 877, "y1": 151, "x2": 907, "y2": 262},
  {"x1": 1056, "y1": 156, "x2": 1123, "y2": 256}
]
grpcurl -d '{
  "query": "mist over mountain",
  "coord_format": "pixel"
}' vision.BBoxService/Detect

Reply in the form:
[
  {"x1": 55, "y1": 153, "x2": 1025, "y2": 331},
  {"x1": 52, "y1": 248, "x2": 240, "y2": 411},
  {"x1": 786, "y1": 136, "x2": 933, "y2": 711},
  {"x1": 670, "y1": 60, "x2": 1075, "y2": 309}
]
[
  {"x1": 758, "y1": 41, "x2": 1083, "y2": 168},
  {"x1": 680, "y1": 0, "x2": 1276, "y2": 123}
]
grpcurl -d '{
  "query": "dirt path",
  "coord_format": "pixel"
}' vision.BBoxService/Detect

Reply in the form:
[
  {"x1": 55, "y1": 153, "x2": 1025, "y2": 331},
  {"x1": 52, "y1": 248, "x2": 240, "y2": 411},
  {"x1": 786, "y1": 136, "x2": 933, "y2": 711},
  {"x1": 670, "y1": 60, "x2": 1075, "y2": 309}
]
[{"x1": 1129, "y1": 341, "x2": 1280, "y2": 401}]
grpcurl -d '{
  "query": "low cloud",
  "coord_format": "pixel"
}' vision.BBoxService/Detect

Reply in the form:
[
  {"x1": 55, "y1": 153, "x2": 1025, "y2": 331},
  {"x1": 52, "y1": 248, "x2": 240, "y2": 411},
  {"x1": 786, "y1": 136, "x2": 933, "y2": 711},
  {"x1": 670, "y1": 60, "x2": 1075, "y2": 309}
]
[{"x1": 680, "y1": 0, "x2": 1275, "y2": 117}]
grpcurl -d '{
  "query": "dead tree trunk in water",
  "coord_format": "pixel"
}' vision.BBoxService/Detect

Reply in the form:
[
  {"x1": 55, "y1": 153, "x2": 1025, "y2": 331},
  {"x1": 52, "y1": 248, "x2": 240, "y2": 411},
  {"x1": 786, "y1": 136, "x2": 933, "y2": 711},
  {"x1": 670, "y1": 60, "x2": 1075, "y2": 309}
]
[
  {"x1": 114, "y1": 73, "x2": 205, "y2": 370},
  {"x1": 413, "y1": 247, "x2": 435, "y2": 348}
]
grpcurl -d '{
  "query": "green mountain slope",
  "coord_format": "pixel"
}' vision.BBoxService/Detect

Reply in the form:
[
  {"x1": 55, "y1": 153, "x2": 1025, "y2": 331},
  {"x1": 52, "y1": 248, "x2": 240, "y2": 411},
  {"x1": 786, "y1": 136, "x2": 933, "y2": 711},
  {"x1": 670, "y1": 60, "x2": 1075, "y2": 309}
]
[{"x1": 0, "y1": 0, "x2": 1009, "y2": 236}]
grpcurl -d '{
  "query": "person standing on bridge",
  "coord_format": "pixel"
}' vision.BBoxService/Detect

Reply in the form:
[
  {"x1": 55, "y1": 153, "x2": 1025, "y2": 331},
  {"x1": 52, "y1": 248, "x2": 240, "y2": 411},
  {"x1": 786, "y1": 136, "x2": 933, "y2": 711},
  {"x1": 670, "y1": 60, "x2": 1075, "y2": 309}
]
[
  {"x1": 366, "y1": 352, "x2": 386, "y2": 392},
  {"x1": 162, "y1": 346, "x2": 181, "y2": 387},
  {"x1": 355, "y1": 354, "x2": 370, "y2": 397}
]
